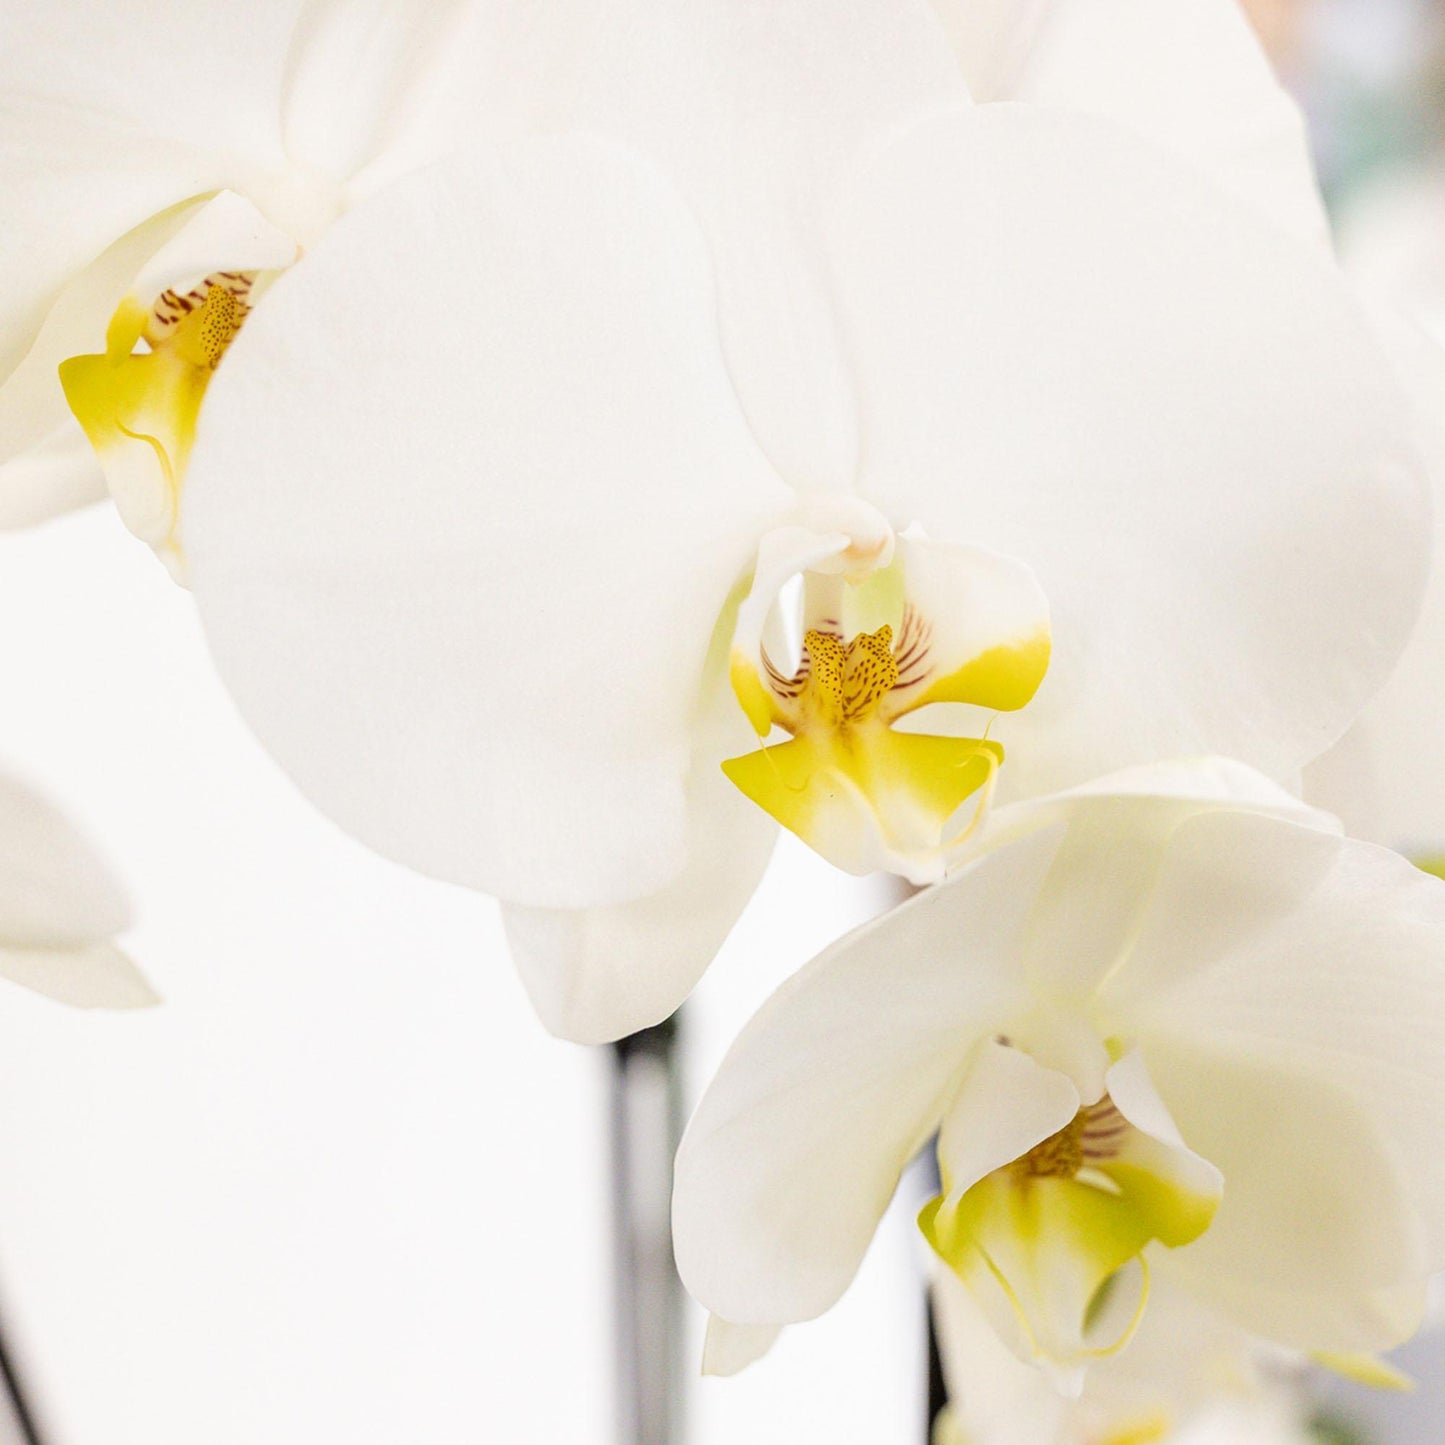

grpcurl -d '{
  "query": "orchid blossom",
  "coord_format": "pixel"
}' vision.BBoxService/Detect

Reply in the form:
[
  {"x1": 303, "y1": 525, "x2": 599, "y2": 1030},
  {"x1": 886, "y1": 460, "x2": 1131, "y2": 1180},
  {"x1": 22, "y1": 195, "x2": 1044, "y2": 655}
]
[
  {"x1": 171, "y1": 58, "x2": 1425, "y2": 1042},
  {"x1": 0, "y1": 0, "x2": 595, "y2": 573},
  {"x1": 5, "y1": 3, "x2": 1431, "y2": 1044},
  {"x1": 674, "y1": 760, "x2": 1445, "y2": 1385},
  {"x1": 0, "y1": 770, "x2": 155, "y2": 1009}
]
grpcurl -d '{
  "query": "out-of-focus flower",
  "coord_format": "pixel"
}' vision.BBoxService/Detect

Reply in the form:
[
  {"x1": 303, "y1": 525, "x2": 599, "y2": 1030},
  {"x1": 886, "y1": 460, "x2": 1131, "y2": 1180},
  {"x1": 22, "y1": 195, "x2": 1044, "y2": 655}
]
[
  {"x1": 168, "y1": 40, "x2": 1425, "y2": 1042},
  {"x1": 931, "y1": 1269, "x2": 1320, "y2": 1445},
  {"x1": 1306, "y1": 166, "x2": 1445, "y2": 860},
  {"x1": 674, "y1": 761, "x2": 1445, "y2": 1383},
  {"x1": 0, "y1": 0, "x2": 597, "y2": 574},
  {"x1": 0, "y1": 771, "x2": 156, "y2": 1009}
]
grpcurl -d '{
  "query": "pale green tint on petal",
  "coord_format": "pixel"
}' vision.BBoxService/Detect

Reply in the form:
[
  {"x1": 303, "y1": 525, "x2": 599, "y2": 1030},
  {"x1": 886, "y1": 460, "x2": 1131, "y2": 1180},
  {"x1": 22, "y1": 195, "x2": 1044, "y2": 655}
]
[
  {"x1": 187, "y1": 137, "x2": 791, "y2": 910},
  {"x1": 828, "y1": 106, "x2": 1427, "y2": 798},
  {"x1": 672, "y1": 827, "x2": 1061, "y2": 1325},
  {"x1": 1144, "y1": 1039, "x2": 1427, "y2": 1354},
  {"x1": 574, "y1": 0, "x2": 967, "y2": 489},
  {"x1": 701, "y1": 1316, "x2": 783, "y2": 1378},
  {"x1": 1112, "y1": 811, "x2": 1445, "y2": 1269},
  {"x1": 981, "y1": 0, "x2": 1330, "y2": 245}
]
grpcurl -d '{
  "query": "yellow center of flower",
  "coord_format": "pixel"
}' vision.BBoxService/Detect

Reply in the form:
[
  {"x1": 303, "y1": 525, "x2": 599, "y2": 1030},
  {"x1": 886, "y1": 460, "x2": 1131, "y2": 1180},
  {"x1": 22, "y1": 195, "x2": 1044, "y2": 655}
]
[
  {"x1": 59, "y1": 270, "x2": 263, "y2": 579},
  {"x1": 921, "y1": 1092, "x2": 1219, "y2": 1371}
]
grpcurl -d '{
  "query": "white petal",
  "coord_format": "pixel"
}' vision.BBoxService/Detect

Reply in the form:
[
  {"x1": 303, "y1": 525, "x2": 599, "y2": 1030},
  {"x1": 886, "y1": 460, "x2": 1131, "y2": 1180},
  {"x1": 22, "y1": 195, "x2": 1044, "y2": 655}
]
[
  {"x1": 0, "y1": 772, "x2": 131, "y2": 948},
  {"x1": 574, "y1": 0, "x2": 967, "y2": 489},
  {"x1": 672, "y1": 825, "x2": 1061, "y2": 1325},
  {"x1": 1147, "y1": 1038, "x2": 1427, "y2": 1353},
  {"x1": 0, "y1": 0, "x2": 303, "y2": 379},
  {"x1": 701, "y1": 1316, "x2": 782, "y2": 1378},
  {"x1": 958, "y1": 759, "x2": 1336, "y2": 1005},
  {"x1": 1304, "y1": 311, "x2": 1445, "y2": 854},
  {"x1": 994, "y1": 0, "x2": 1329, "y2": 245},
  {"x1": 935, "y1": 1039, "x2": 1078, "y2": 1199},
  {"x1": 502, "y1": 716, "x2": 777, "y2": 1044},
  {"x1": 0, "y1": 424, "x2": 105, "y2": 531},
  {"x1": 187, "y1": 137, "x2": 790, "y2": 909},
  {"x1": 925, "y1": 0, "x2": 1053, "y2": 101},
  {"x1": 1106, "y1": 810, "x2": 1445, "y2": 1342},
  {"x1": 0, "y1": 943, "x2": 158, "y2": 1011},
  {"x1": 829, "y1": 107, "x2": 1427, "y2": 795}
]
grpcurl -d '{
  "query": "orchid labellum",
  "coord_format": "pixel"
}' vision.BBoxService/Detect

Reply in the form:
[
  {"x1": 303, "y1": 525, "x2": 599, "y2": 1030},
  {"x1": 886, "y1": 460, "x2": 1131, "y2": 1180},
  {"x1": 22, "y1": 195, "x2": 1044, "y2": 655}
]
[{"x1": 674, "y1": 762, "x2": 1445, "y2": 1386}]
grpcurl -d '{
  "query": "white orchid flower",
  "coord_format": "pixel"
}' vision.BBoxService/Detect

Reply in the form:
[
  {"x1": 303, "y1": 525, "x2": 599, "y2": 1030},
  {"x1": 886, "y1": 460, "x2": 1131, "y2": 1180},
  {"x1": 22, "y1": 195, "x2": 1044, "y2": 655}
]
[
  {"x1": 118, "y1": 0, "x2": 1422, "y2": 1045},
  {"x1": 0, "y1": 0, "x2": 596, "y2": 572},
  {"x1": 930, "y1": 1263, "x2": 1377, "y2": 1445},
  {"x1": 674, "y1": 759, "x2": 1445, "y2": 1385},
  {"x1": 0, "y1": 771, "x2": 156, "y2": 1009}
]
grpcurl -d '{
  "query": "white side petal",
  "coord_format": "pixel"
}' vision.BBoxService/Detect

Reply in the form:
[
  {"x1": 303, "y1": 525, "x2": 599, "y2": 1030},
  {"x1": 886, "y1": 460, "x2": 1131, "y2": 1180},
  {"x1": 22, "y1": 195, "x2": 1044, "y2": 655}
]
[
  {"x1": 672, "y1": 825, "x2": 1061, "y2": 1326},
  {"x1": 1107, "y1": 811, "x2": 1445, "y2": 1342},
  {"x1": 0, "y1": 0, "x2": 307, "y2": 377},
  {"x1": 701, "y1": 1316, "x2": 783, "y2": 1378},
  {"x1": 574, "y1": 0, "x2": 967, "y2": 489},
  {"x1": 1147, "y1": 1038, "x2": 1427, "y2": 1354},
  {"x1": 999, "y1": 0, "x2": 1329, "y2": 246},
  {"x1": 956, "y1": 760, "x2": 1336, "y2": 1005},
  {"x1": 0, "y1": 773, "x2": 131, "y2": 948},
  {"x1": 831, "y1": 107, "x2": 1426, "y2": 796},
  {"x1": 1304, "y1": 311, "x2": 1445, "y2": 854},
  {"x1": 187, "y1": 137, "x2": 790, "y2": 910},
  {"x1": 0, "y1": 943, "x2": 159, "y2": 1011},
  {"x1": 502, "y1": 725, "x2": 777, "y2": 1045}
]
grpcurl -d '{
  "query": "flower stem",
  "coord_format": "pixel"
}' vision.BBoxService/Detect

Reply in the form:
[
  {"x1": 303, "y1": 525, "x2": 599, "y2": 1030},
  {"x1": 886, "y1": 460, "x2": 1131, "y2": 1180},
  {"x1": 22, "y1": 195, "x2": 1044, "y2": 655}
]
[{"x1": 610, "y1": 1013, "x2": 686, "y2": 1445}]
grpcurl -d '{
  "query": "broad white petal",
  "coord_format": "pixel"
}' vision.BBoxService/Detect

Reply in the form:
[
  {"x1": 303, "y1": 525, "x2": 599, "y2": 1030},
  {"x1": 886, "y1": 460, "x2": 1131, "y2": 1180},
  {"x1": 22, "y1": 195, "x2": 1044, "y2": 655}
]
[
  {"x1": 0, "y1": 943, "x2": 158, "y2": 1011},
  {"x1": 959, "y1": 759, "x2": 1336, "y2": 1005},
  {"x1": 701, "y1": 1316, "x2": 782, "y2": 1378},
  {"x1": 187, "y1": 137, "x2": 789, "y2": 909},
  {"x1": 575, "y1": 0, "x2": 967, "y2": 489},
  {"x1": 0, "y1": 772, "x2": 131, "y2": 948},
  {"x1": 831, "y1": 107, "x2": 1426, "y2": 795},
  {"x1": 502, "y1": 712, "x2": 777, "y2": 1044},
  {"x1": 989, "y1": 0, "x2": 1329, "y2": 245},
  {"x1": 1305, "y1": 311, "x2": 1445, "y2": 854},
  {"x1": 1147, "y1": 1039, "x2": 1427, "y2": 1353},
  {"x1": 672, "y1": 825, "x2": 1061, "y2": 1325},
  {"x1": 1106, "y1": 810, "x2": 1445, "y2": 1339}
]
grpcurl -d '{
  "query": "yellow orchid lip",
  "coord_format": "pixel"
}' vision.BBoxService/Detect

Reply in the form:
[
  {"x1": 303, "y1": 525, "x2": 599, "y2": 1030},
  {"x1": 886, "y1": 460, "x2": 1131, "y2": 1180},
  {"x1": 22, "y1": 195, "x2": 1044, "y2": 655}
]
[
  {"x1": 921, "y1": 1091, "x2": 1221, "y2": 1373},
  {"x1": 722, "y1": 522, "x2": 1051, "y2": 880},
  {"x1": 59, "y1": 271, "x2": 262, "y2": 579}
]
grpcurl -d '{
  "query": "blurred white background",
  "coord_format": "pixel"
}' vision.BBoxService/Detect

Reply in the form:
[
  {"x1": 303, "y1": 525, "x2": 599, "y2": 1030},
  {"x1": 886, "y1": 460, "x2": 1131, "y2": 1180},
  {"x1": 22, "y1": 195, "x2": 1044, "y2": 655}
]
[{"x1": 2, "y1": 1, "x2": 1445, "y2": 1442}]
